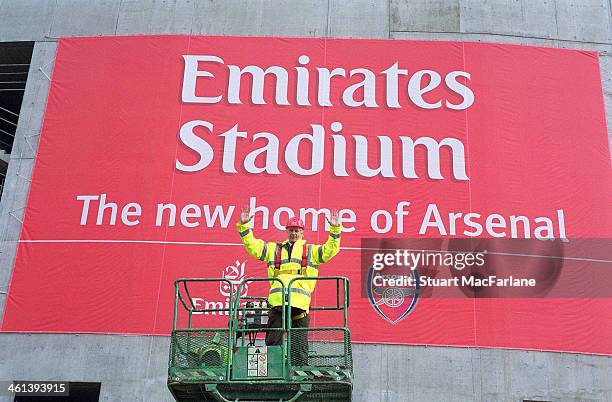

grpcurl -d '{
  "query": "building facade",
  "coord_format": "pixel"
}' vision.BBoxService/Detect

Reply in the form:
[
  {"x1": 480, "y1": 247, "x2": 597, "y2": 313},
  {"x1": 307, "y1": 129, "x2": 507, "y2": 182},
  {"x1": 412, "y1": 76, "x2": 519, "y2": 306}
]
[{"x1": 0, "y1": 1, "x2": 611, "y2": 401}]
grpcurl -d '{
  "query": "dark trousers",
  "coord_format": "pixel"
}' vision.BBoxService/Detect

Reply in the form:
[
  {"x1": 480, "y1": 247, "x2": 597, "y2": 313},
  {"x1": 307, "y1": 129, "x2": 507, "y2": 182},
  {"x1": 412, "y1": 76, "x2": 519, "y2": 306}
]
[{"x1": 266, "y1": 307, "x2": 309, "y2": 366}]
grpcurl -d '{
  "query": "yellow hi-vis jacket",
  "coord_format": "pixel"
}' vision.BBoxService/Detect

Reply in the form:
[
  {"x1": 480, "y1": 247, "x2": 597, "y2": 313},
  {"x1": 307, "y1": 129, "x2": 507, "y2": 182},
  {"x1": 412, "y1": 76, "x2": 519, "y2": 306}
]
[{"x1": 237, "y1": 222, "x2": 341, "y2": 312}]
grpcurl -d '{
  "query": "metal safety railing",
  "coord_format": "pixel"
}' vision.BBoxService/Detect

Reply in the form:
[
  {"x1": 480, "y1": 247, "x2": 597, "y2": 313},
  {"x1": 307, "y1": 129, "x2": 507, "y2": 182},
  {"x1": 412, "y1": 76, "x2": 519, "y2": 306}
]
[
  {"x1": 287, "y1": 276, "x2": 351, "y2": 376},
  {"x1": 170, "y1": 278, "x2": 236, "y2": 381},
  {"x1": 169, "y1": 276, "x2": 353, "y2": 401}
]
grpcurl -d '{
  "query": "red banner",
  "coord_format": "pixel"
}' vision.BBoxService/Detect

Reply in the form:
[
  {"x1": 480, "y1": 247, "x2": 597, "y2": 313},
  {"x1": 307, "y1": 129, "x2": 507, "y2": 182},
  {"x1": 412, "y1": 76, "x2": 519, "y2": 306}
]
[{"x1": 3, "y1": 36, "x2": 612, "y2": 354}]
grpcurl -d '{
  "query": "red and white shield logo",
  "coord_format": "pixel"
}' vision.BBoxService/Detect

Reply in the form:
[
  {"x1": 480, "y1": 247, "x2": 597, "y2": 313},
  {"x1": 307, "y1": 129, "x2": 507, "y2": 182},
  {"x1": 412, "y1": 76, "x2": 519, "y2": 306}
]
[{"x1": 367, "y1": 267, "x2": 419, "y2": 324}]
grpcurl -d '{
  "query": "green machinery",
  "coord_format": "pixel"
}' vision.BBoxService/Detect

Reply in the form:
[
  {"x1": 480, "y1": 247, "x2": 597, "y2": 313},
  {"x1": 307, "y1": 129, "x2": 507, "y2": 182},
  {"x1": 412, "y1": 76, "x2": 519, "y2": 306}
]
[{"x1": 168, "y1": 276, "x2": 353, "y2": 401}]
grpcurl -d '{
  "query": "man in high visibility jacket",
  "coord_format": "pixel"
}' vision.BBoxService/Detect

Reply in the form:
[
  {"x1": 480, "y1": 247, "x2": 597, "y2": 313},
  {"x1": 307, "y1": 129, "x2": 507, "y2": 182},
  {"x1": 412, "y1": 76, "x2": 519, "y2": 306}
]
[{"x1": 237, "y1": 206, "x2": 341, "y2": 365}]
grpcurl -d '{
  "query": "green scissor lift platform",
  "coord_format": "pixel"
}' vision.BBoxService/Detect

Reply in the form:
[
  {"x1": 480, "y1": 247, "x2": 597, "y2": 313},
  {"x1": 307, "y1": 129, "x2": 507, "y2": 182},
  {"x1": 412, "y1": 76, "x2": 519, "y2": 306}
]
[{"x1": 168, "y1": 276, "x2": 353, "y2": 402}]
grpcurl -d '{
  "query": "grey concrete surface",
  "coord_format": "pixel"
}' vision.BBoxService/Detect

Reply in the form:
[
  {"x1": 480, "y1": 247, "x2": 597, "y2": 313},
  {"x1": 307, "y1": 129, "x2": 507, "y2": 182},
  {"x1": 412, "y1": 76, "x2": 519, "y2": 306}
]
[
  {"x1": 115, "y1": 0, "x2": 195, "y2": 35},
  {"x1": 390, "y1": 30, "x2": 612, "y2": 51},
  {"x1": 391, "y1": 0, "x2": 461, "y2": 32},
  {"x1": 459, "y1": 0, "x2": 612, "y2": 43},
  {"x1": 0, "y1": 334, "x2": 611, "y2": 402},
  {"x1": 0, "y1": 0, "x2": 611, "y2": 46},
  {"x1": 0, "y1": 333, "x2": 175, "y2": 402},
  {"x1": 552, "y1": 0, "x2": 612, "y2": 43},
  {"x1": 459, "y1": 0, "x2": 558, "y2": 39},
  {"x1": 190, "y1": 0, "x2": 328, "y2": 37},
  {"x1": 0, "y1": 1, "x2": 611, "y2": 401},
  {"x1": 329, "y1": 0, "x2": 389, "y2": 38},
  {"x1": 390, "y1": 0, "x2": 612, "y2": 44},
  {"x1": 0, "y1": 0, "x2": 56, "y2": 42},
  {"x1": 50, "y1": 0, "x2": 122, "y2": 38}
]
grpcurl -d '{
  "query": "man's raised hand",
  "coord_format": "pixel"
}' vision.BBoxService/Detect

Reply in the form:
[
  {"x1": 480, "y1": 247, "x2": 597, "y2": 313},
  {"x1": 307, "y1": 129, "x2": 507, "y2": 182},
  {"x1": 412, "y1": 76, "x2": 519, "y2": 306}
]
[
  {"x1": 326, "y1": 209, "x2": 341, "y2": 227},
  {"x1": 240, "y1": 206, "x2": 254, "y2": 224}
]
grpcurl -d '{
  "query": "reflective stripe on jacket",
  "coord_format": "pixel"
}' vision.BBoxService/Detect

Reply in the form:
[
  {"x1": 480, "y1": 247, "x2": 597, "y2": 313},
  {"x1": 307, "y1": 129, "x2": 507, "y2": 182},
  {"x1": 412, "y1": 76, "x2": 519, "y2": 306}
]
[{"x1": 237, "y1": 221, "x2": 341, "y2": 311}]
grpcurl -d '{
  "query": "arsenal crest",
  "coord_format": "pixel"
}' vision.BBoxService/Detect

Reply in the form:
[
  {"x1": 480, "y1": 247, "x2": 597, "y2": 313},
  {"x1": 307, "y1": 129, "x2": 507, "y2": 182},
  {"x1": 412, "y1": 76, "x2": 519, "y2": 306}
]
[{"x1": 367, "y1": 267, "x2": 419, "y2": 324}]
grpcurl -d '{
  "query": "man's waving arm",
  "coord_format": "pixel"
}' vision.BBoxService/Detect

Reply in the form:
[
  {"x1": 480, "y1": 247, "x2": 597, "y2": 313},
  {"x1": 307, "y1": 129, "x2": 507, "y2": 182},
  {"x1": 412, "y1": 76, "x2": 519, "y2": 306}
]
[
  {"x1": 311, "y1": 209, "x2": 342, "y2": 265},
  {"x1": 237, "y1": 206, "x2": 268, "y2": 262}
]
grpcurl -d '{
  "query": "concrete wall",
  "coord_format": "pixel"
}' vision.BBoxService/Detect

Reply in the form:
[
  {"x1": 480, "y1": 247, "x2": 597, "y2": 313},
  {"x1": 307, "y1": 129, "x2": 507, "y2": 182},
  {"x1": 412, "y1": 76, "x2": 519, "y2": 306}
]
[
  {"x1": 1, "y1": 333, "x2": 611, "y2": 402},
  {"x1": 0, "y1": 1, "x2": 611, "y2": 401}
]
